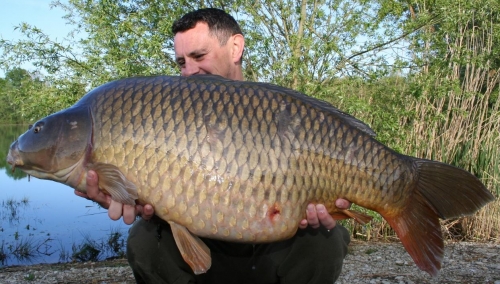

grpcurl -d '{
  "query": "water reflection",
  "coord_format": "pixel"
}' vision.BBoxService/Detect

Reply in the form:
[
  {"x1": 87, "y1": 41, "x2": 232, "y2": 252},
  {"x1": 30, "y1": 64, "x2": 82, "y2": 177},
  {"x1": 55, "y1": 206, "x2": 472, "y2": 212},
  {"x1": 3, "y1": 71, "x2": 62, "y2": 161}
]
[
  {"x1": 0, "y1": 125, "x2": 130, "y2": 267},
  {"x1": 1, "y1": 196, "x2": 30, "y2": 224},
  {"x1": 0, "y1": 124, "x2": 28, "y2": 180}
]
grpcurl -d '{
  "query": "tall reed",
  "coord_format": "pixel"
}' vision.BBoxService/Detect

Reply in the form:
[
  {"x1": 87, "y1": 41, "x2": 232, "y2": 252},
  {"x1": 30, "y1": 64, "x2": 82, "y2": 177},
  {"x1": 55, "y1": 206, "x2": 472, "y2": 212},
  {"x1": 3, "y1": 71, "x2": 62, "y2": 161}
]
[
  {"x1": 328, "y1": 15, "x2": 499, "y2": 242},
  {"x1": 397, "y1": 13, "x2": 499, "y2": 242}
]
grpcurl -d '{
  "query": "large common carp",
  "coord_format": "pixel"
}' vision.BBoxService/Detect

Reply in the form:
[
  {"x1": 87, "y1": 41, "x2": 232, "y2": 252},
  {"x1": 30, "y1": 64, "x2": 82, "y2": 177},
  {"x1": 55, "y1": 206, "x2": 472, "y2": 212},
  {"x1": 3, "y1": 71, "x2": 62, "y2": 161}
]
[{"x1": 7, "y1": 75, "x2": 494, "y2": 276}]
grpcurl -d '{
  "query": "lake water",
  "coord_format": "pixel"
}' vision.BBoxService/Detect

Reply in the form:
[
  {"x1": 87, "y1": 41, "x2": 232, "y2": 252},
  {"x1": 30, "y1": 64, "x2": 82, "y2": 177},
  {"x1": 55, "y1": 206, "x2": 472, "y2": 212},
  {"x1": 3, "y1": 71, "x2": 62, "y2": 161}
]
[{"x1": 0, "y1": 125, "x2": 131, "y2": 267}]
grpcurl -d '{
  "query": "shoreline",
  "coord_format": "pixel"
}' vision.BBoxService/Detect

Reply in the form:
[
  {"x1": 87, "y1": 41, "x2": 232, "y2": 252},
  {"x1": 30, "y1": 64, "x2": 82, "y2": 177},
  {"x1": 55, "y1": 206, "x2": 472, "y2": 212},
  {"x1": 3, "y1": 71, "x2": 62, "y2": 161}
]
[{"x1": 1, "y1": 241, "x2": 499, "y2": 284}]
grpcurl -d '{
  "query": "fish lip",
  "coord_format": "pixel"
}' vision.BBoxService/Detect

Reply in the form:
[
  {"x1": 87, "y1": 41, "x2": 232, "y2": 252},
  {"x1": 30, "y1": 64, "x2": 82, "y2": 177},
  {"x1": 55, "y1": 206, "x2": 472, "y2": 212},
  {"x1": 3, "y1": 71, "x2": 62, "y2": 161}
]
[
  {"x1": 6, "y1": 154, "x2": 22, "y2": 173},
  {"x1": 6, "y1": 140, "x2": 24, "y2": 171}
]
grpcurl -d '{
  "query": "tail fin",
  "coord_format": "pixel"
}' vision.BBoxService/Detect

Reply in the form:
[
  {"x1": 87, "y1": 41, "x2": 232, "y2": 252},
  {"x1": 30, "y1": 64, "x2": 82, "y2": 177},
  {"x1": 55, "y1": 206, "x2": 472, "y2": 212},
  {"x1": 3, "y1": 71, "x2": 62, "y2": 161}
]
[
  {"x1": 382, "y1": 159, "x2": 494, "y2": 276},
  {"x1": 414, "y1": 160, "x2": 494, "y2": 219}
]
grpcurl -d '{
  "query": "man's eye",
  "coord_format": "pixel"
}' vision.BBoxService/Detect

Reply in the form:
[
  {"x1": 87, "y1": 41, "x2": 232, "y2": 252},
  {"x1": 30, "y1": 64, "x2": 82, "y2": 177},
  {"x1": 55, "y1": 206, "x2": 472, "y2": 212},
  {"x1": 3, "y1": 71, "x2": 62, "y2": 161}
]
[{"x1": 195, "y1": 54, "x2": 205, "y2": 60}]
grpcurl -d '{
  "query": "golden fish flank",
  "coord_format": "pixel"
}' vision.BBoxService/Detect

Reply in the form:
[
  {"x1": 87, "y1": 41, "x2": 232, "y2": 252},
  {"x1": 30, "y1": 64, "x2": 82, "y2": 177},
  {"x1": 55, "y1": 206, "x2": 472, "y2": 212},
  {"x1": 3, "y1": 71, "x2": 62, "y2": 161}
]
[{"x1": 6, "y1": 75, "x2": 494, "y2": 276}]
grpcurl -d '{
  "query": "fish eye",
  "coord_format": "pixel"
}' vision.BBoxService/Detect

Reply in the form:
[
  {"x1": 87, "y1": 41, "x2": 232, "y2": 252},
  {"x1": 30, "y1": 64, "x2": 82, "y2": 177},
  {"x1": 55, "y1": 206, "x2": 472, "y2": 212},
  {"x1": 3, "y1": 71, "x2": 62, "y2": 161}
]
[{"x1": 33, "y1": 122, "x2": 44, "y2": 134}]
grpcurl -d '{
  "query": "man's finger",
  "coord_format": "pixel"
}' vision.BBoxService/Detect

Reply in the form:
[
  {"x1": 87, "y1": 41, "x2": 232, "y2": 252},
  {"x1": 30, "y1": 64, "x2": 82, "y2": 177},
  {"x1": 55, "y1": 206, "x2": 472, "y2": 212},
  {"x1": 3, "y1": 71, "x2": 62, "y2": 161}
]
[
  {"x1": 298, "y1": 219, "x2": 308, "y2": 229},
  {"x1": 122, "y1": 204, "x2": 137, "y2": 225},
  {"x1": 316, "y1": 204, "x2": 337, "y2": 230},
  {"x1": 141, "y1": 204, "x2": 155, "y2": 221},
  {"x1": 108, "y1": 199, "x2": 123, "y2": 220},
  {"x1": 306, "y1": 204, "x2": 320, "y2": 228},
  {"x1": 85, "y1": 171, "x2": 104, "y2": 201},
  {"x1": 335, "y1": 198, "x2": 351, "y2": 209},
  {"x1": 87, "y1": 170, "x2": 98, "y2": 186}
]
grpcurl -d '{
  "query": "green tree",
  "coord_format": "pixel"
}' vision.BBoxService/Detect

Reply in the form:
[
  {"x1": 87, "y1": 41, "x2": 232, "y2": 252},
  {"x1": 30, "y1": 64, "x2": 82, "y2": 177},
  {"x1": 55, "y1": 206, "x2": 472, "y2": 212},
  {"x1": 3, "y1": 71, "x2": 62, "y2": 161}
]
[
  {"x1": 1, "y1": 0, "x2": 414, "y2": 89},
  {"x1": 0, "y1": 68, "x2": 37, "y2": 123},
  {"x1": 0, "y1": 77, "x2": 13, "y2": 123},
  {"x1": 5, "y1": 67, "x2": 31, "y2": 87},
  {"x1": 0, "y1": 68, "x2": 83, "y2": 123},
  {"x1": 239, "y1": 0, "x2": 404, "y2": 90},
  {"x1": 0, "y1": 0, "x2": 498, "y2": 241}
]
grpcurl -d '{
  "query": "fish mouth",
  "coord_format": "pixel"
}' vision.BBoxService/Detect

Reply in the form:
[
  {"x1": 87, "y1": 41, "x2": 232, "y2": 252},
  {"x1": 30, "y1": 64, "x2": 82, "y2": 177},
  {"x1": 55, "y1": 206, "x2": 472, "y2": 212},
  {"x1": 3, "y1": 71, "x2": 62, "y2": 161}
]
[
  {"x1": 7, "y1": 140, "x2": 24, "y2": 172},
  {"x1": 7, "y1": 138, "x2": 84, "y2": 184}
]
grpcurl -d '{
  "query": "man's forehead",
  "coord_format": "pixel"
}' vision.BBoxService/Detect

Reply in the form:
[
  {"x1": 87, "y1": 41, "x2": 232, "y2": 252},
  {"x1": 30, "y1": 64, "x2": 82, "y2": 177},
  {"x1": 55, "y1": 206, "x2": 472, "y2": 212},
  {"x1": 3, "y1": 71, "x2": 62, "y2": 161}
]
[
  {"x1": 174, "y1": 29, "x2": 219, "y2": 56},
  {"x1": 174, "y1": 22, "x2": 223, "y2": 45}
]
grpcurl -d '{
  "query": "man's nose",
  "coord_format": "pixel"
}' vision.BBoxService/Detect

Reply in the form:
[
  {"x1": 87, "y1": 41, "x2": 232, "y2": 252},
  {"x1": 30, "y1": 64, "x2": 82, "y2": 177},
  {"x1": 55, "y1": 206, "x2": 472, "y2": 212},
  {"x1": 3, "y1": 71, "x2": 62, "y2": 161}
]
[{"x1": 182, "y1": 62, "x2": 200, "y2": 76}]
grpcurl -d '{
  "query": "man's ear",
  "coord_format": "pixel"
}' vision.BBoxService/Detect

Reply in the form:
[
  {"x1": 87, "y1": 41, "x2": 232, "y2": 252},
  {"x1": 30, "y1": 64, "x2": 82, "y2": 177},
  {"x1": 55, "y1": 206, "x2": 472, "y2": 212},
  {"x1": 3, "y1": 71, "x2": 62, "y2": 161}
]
[{"x1": 231, "y1": 34, "x2": 245, "y2": 63}]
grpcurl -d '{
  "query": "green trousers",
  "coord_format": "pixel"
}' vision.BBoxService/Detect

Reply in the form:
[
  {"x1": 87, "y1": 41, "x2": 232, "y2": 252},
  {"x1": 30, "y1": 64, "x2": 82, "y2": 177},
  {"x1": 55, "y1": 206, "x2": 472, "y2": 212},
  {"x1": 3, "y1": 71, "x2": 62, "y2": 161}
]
[{"x1": 127, "y1": 217, "x2": 350, "y2": 284}]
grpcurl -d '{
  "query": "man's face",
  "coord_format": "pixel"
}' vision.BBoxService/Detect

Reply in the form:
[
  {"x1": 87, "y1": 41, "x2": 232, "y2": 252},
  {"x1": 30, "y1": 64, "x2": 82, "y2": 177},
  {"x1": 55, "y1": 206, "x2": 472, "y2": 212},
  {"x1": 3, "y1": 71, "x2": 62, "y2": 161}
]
[{"x1": 174, "y1": 22, "x2": 237, "y2": 79}]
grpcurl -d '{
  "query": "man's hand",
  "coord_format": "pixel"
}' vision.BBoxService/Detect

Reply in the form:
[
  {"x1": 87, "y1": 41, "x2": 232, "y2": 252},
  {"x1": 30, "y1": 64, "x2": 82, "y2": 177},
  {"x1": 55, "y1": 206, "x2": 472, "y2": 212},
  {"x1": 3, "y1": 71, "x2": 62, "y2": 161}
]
[
  {"x1": 74, "y1": 170, "x2": 155, "y2": 225},
  {"x1": 299, "y1": 199, "x2": 351, "y2": 230}
]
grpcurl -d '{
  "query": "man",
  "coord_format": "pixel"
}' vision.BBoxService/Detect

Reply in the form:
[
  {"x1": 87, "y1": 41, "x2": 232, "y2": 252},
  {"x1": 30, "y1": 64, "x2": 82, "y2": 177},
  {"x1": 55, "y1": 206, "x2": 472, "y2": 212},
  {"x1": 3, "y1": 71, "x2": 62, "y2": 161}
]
[{"x1": 76, "y1": 8, "x2": 351, "y2": 283}]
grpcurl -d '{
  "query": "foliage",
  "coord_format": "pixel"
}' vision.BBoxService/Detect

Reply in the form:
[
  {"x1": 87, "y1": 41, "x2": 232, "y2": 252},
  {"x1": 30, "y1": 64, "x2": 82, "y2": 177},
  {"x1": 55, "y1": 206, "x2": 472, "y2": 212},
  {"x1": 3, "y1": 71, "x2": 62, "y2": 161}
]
[
  {"x1": 335, "y1": 0, "x2": 500, "y2": 241},
  {"x1": 0, "y1": 68, "x2": 84, "y2": 123},
  {"x1": 0, "y1": 0, "x2": 498, "y2": 241},
  {"x1": 72, "y1": 242, "x2": 101, "y2": 262},
  {"x1": 71, "y1": 230, "x2": 126, "y2": 262},
  {"x1": 23, "y1": 273, "x2": 36, "y2": 281},
  {"x1": 0, "y1": 0, "x2": 413, "y2": 121},
  {"x1": 319, "y1": 75, "x2": 413, "y2": 151},
  {"x1": 402, "y1": 0, "x2": 500, "y2": 241},
  {"x1": 1, "y1": 197, "x2": 30, "y2": 225},
  {"x1": 0, "y1": 237, "x2": 54, "y2": 265},
  {"x1": 237, "y1": 0, "x2": 404, "y2": 89}
]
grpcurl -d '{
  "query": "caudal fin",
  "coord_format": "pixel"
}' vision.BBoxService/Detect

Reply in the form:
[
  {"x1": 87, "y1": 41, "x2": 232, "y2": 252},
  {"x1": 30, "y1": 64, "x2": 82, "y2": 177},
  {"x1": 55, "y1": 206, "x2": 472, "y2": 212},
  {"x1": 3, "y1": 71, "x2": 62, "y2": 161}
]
[{"x1": 382, "y1": 158, "x2": 494, "y2": 276}]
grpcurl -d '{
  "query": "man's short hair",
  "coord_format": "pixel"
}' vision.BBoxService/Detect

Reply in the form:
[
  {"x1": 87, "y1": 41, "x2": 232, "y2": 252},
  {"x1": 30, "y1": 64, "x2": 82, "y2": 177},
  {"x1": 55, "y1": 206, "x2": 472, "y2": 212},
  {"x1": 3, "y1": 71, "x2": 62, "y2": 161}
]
[{"x1": 172, "y1": 8, "x2": 243, "y2": 46}]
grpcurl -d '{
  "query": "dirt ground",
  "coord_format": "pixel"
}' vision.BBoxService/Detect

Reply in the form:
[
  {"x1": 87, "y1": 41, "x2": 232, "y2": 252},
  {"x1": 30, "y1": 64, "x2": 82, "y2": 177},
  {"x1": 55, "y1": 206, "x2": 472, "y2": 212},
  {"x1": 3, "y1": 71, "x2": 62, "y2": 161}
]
[{"x1": 1, "y1": 241, "x2": 499, "y2": 284}]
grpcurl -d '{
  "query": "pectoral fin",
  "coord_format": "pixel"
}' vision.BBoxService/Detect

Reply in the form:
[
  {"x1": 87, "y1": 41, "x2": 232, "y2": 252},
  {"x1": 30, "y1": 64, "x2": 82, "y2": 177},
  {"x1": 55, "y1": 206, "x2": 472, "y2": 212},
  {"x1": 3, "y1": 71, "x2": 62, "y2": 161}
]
[
  {"x1": 332, "y1": 209, "x2": 373, "y2": 225},
  {"x1": 168, "y1": 221, "x2": 211, "y2": 274},
  {"x1": 89, "y1": 162, "x2": 138, "y2": 205}
]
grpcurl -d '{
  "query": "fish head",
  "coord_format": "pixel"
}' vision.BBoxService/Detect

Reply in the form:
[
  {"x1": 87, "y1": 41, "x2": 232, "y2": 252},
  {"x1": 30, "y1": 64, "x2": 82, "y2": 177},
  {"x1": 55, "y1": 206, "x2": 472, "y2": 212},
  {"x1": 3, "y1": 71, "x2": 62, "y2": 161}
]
[{"x1": 7, "y1": 105, "x2": 92, "y2": 185}]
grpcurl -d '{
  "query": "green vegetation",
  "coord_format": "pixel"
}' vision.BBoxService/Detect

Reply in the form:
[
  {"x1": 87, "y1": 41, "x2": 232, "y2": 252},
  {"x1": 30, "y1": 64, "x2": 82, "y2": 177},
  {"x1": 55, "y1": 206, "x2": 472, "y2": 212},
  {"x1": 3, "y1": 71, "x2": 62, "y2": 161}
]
[
  {"x1": 24, "y1": 273, "x2": 35, "y2": 281},
  {"x1": 71, "y1": 230, "x2": 126, "y2": 262},
  {"x1": 1, "y1": 228, "x2": 126, "y2": 266},
  {"x1": 0, "y1": 0, "x2": 498, "y2": 242},
  {"x1": 1, "y1": 196, "x2": 30, "y2": 224},
  {"x1": 0, "y1": 242, "x2": 6, "y2": 264},
  {"x1": 1, "y1": 197, "x2": 127, "y2": 266}
]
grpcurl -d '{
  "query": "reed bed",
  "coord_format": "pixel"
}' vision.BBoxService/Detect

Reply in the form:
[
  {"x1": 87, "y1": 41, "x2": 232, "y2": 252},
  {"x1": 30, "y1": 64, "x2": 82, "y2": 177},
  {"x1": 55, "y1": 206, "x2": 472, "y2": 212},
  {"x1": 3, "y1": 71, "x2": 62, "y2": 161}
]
[{"x1": 331, "y1": 16, "x2": 499, "y2": 242}]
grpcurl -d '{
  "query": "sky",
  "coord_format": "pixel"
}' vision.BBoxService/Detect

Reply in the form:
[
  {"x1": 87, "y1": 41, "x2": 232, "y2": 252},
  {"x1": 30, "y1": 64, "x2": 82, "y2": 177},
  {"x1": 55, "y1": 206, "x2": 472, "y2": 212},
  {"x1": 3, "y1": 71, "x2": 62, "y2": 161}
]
[{"x1": 0, "y1": 0, "x2": 75, "y2": 77}]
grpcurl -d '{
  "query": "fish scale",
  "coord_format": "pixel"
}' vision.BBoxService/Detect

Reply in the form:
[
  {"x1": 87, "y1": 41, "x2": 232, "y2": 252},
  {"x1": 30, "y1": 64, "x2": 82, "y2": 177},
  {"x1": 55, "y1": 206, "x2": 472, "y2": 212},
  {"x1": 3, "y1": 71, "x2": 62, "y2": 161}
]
[{"x1": 7, "y1": 75, "x2": 494, "y2": 276}]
